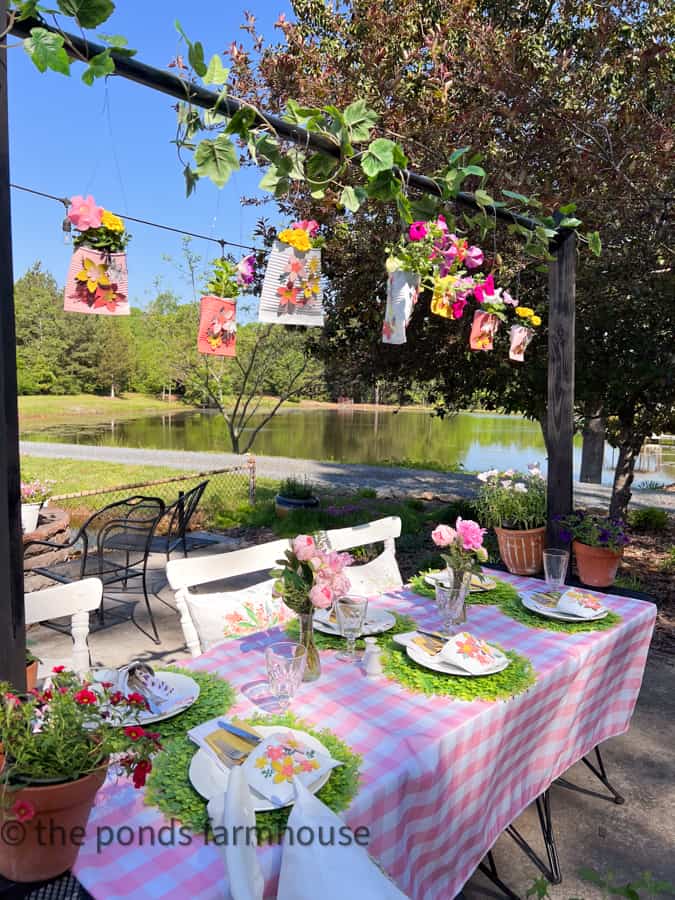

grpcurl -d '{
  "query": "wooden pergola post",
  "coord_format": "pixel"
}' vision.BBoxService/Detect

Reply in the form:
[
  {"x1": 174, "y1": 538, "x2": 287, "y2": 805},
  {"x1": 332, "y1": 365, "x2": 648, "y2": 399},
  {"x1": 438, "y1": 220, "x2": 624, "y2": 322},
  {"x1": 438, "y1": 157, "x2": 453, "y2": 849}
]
[
  {"x1": 0, "y1": 0, "x2": 26, "y2": 688},
  {"x1": 546, "y1": 230, "x2": 576, "y2": 545}
]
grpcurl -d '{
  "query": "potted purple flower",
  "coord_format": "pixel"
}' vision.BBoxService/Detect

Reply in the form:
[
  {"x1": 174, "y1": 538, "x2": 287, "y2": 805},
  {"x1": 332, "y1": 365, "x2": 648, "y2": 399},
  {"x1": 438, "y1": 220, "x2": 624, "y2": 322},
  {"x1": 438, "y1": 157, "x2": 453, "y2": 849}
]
[
  {"x1": 20, "y1": 479, "x2": 54, "y2": 534},
  {"x1": 557, "y1": 512, "x2": 629, "y2": 588}
]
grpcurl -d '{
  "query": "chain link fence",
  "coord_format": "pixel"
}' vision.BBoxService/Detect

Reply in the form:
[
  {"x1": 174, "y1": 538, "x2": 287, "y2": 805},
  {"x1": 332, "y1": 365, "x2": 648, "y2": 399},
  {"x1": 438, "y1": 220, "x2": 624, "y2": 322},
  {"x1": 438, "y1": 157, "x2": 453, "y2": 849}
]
[{"x1": 50, "y1": 457, "x2": 257, "y2": 528}]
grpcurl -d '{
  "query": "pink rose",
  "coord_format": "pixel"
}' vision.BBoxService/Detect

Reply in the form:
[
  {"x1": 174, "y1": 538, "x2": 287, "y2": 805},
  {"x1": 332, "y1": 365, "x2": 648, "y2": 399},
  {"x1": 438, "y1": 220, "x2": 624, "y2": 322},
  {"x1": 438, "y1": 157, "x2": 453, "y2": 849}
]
[
  {"x1": 309, "y1": 584, "x2": 333, "y2": 609},
  {"x1": 67, "y1": 194, "x2": 103, "y2": 231},
  {"x1": 431, "y1": 524, "x2": 457, "y2": 548},
  {"x1": 455, "y1": 517, "x2": 486, "y2": 551},
  {"x1": 292, "y1": 535, "x2": 316, "y2": 562},
  {"x1": 408, "y1": 221, "x2": 428, "y2": 241}
]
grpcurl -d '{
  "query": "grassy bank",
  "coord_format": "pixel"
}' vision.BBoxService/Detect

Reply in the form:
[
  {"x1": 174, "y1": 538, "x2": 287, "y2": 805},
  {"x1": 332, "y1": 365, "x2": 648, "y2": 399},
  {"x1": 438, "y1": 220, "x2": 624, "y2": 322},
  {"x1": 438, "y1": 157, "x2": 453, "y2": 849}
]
[{"x1": 19, "y1": 393, "x2": 192, "y2": 429}]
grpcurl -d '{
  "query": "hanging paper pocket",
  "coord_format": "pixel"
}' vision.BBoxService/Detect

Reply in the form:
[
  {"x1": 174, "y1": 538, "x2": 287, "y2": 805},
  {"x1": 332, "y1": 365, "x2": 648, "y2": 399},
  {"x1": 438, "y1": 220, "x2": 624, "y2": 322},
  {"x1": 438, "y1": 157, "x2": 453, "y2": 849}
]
[
  {"x1": 469, "y1": 310, "x2": 500, "y2": 351},
  {"x1": 258, "y1": 240, "x2": 324, "y2": 327},
  {"x1": 382, "y1": 270, "x2": 421, "y2": 344},
  {"x1": 509, "y1": 324, "x2": 534, "y2": 362},
  {"x1": 198, "y1": 296, "x2": 237, "y2": 357},
  {"x1": 64, "y1": 247, "x2": 129, "y2": 315}
]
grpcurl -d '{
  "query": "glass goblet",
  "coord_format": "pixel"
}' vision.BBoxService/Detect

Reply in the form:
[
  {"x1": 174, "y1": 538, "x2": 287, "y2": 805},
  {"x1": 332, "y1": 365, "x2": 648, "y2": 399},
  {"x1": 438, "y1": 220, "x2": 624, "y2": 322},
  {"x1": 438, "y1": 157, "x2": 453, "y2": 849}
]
[
  {"x1": 335, "y1": 596, "x2": 368, "y2": 663},
  {"x1": 265, "y1": 642, "x2": 307, "y2": 711}
]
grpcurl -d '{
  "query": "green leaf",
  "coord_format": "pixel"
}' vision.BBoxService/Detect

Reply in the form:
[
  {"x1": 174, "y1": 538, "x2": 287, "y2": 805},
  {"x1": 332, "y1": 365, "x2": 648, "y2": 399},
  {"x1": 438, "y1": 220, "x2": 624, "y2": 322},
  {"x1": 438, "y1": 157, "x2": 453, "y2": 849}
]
[
  {"x1": 461, "y1": 164, "x2": 486, "y2": 178},
  {"x1": 16, "y1": 2, "x2": 45, "y2": 21},
  {"x1": 283, "y1": 99, "x2": 324, "y2": 129},
  {"x1": 189, "y1": 41, "x2": 207, "y2": 77},
  {"x1": 365, "y1": 169, "x2": 400, "y2": 202},
  {"x1": 23, "y1": 28, "x2": 71, "y2": 76},
  {"x1": 587, "y1": 230, "x2": 602, "y2": 256},
  {"x1": 285, "y1": 148, "x2": 305, "y2": 181},
  {"x1": 225, "y1": 107, "x2": 256, "y2": 138},
  {"x1": 391, "y1": 143, "x2": 409, "y2": 169},
  {"x1": 259, "y1": 164, "x2": 289, "y2": 196},
  {"x1": 559, "y1": 202, "x2": 577, "y2": 215},
  {"x1": 254, "y1": 134, "x2": 282, "y2": 165},
  {"x1": 81, "y1": 48, "x2": 114, "y2": 85},
  {"x1": 360, "y1": 138, "x2": 397, "y2": 177},
  {"x1": 448, "y1": 146, "x2": 470, "y2": 165},
  {"x1": 502, "y1": 189, "x2": 531, "y2": 204},
  {"x1": 342, "y1": 99, "x2": 378, "y2": 143},
  {"x1": 203, "y1": 54, "x2": 229, "y2": 85},
  {"x1": 559, "y1": 216, "x2": 582, "y2": 228},
  {"x1": 306, "y1": 152, "x2": 339, "y2": 183},
  {"x1": 97, "y1": 33, "x2": 136, "y2": 57},
  {"x1": 340, "y1": 186, "x2": 367, "y2": 213},
  {"x1": 474, "y1": 188, "x2": 494, "y2": 207},
  {"x1": 57, "y1": 0, "x2": 114, "y2": 28},
  {"x1": 183, "y1": 165, "x2": 199, "y2": 198},
  {"x1": 410, "y1": 196, "x2": 441, "y2": 220},
  {"x1": 194, "y1": 135, "x2": 239, "y2": 188}
]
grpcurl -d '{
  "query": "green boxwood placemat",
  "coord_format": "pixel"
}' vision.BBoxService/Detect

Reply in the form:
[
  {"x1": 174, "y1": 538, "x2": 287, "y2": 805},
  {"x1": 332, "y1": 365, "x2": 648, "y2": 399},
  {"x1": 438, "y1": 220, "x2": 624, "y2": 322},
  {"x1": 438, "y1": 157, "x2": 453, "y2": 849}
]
[
  {"x1": 285, "y1": 611, "x2": 417, "y2": 650},
  {"x1": 145, "y1": 712, "x2": 361, "y2": 843},
  {"x1": 152, "y1": 667, "x2": 237, "y2": 742},
  {"x1": 410, "y1": 571, "x2": 621, "y2": 634},
  {"x1": 381, "y1": 637, "x2": 536, "y2": 702}
]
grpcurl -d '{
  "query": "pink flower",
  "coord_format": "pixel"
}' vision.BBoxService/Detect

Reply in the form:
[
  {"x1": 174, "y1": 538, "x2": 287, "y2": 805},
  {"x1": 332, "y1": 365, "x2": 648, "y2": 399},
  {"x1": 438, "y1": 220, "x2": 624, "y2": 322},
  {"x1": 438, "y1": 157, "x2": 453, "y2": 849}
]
[
  {"x1": 465, "y1": 245, "x2": 484, "y2": 269},
  {"x1": 67, "y1": 195, "x2": 103, "y2": 231},
  {"x1": 266, "y1": 744, "x2": 286, "y2": 761},
  {"x1": 236, "y1": 255, "x2": 255, "y2": 287},
  {"x1": 502, "y1": 290, "x2": 517, "y2": 306},
  {"x1": 431, "y1": 524, "x2": 458, "y2": 548},
  {"x1": 436, "y1": 214, "x2": 449, "y2": 233},
  {"x1": 293, "y1": 535, "x2": 316, "y2": 562},
  {"x1": 452, "y1": 297, "x2": 468, "y2": 319},
  {"x1": 473, "y1": 273, "x2": 495, "y2": 304},
  {"x1": 309, "y1": 584, "x2": 333, "y2": 609},
  {"x1": 408, "y1": 221, "x2": 428, "y2": 241},
  {"x1": 293, "y1": 219, "x2": 320, "y2": 237},
  {"x1": 11, "y1": 799, "x2": 35, "y2": 823},
  {"x1": 455, "y1": 517, "x2": 486, "y2": 551}
]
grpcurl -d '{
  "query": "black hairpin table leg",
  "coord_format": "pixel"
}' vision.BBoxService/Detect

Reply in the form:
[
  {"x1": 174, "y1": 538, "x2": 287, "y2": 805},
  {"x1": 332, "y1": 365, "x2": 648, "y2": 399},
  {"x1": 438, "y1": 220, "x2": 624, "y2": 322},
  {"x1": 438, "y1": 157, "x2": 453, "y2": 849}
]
[
  {"x1": 477, "y1": 850, "x2": 522, "y2": 899},
  {"x1": 505, "y1": 789, "x2": 562, "y2": 885},
  {"x1": 556, "y1": 745, "x2": 625, "y2": 805}
]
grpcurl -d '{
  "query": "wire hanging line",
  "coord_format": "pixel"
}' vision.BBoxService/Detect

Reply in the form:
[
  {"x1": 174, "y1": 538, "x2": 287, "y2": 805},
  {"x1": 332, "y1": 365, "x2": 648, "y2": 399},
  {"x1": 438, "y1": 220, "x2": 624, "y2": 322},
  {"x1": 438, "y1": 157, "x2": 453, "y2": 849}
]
[{"x1": 9, "y1": 182, "x2": 263, "y2": 254}]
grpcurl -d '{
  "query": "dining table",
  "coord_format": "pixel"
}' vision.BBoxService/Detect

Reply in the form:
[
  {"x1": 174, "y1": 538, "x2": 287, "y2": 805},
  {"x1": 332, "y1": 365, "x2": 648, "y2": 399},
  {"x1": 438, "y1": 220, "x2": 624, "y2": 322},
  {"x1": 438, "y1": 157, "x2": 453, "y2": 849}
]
[{"x1": 72, "y1": 570, "x2": 656, "y2": 900}]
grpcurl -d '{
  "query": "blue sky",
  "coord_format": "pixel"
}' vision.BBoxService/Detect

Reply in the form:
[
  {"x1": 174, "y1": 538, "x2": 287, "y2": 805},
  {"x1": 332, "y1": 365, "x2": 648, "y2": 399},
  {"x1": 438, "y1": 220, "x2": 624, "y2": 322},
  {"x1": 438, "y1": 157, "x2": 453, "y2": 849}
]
[{"x1": 9, "y1": 1, "x2": 291, "y2": 306}]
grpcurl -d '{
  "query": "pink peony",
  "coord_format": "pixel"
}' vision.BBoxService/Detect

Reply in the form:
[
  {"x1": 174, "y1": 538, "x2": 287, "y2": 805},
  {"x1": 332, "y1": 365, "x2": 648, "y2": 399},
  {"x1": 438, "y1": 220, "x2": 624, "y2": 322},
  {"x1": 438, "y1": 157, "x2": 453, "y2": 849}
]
[
  {"x1": 292, "y1": 535, "x2": 316, "y2": 562},
  {"x1": 408, "y1": 221, "x2": 428, "y2": 241},
  {"x1": 309, "y1": 583, "x2": 333, "y2": 609},
  {"x1": 431, "y1": 524, "x2": 458, "y2": 548},
  {"x1": 455, "y1": 517, "x2": 486, "y2": 551},
  {"x1": 465, "y1": 245, "x2": 484, "y2": 269},
  {"x1": 67, "y1": 195, "x2": 103, "y2": 231}
]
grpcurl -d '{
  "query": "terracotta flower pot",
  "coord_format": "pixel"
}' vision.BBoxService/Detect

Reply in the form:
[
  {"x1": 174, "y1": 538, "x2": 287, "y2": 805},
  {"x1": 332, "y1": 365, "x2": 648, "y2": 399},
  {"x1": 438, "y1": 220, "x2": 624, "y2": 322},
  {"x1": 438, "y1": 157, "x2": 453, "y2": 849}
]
[
  {"x1": 0, "y1": 766, "x2": 107, "y2": 882},
  {"x1": 573, "y1": 541, "x2": 623, "y2": 588},
  {"x1": 25, "y1": 660, "x2": 38, "y2": 692},
  {"x1": 494, "y1": 526, "x2": 546, "y2": 575}
]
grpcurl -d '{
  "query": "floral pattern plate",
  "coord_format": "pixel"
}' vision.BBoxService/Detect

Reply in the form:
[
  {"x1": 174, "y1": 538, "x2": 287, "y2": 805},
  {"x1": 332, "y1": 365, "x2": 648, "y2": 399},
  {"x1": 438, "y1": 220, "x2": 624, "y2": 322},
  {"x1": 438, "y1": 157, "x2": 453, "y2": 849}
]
[
  {"x1": 189, "y1": 726, "x2": 332, "y2": 812},
  {"x1": 90, "y1": 670, "x2": 200, "y2": 726},
  {"x1": 521, "y1": 592, "x2": 607, "y2": 622},
  {"x1": 313, "y1": 606, "x2": 396, "y2": 637}
]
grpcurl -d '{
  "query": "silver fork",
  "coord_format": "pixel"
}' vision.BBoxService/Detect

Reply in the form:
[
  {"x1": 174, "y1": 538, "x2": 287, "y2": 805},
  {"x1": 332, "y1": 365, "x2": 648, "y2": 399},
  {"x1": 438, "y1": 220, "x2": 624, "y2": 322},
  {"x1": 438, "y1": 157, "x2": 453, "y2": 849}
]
[{"x1": 210, "y1": 741, "x2": 248, "y2": 767}]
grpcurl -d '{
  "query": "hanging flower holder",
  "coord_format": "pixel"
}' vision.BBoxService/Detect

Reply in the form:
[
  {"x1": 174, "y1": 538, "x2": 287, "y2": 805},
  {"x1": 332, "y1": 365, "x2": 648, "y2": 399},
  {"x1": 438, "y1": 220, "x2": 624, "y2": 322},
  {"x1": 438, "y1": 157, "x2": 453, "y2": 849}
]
[
  {"x1": 259, "y1": 222, "x2": 324, "y2": 327},
  {"x1": 64, "y1": 247, "x2": 129, "y2": 316},
  {"x1": 62, "y1": 195, "x2": 131, "y2": 316},
  {"x1": 198, "y1": 296, "x2": 237, "y2": 357},
  {"x1": 509, "y1": 324, "x2": 535, "y2": 362},
  {"x1": 382, "y1": 270, "x2": 420, "y2": 344},
  {"x1": 470, "y1": 310, "x2": 500, "y2": 351}
]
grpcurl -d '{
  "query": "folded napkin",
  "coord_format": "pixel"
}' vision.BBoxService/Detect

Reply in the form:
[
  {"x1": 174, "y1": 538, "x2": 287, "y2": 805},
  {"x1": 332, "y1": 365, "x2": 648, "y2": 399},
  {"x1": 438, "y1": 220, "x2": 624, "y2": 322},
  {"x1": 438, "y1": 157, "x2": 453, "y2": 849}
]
[
  {"x1": 411, "y1": 631, "x2": 502, "y2": 674},
  {"x1": 278, "y1": 778, "x2": 409, "y2": 900},
  {"x1": 557, "y1": 588, "x2": 605, "y2": 619},
  {"x1": 208, "y1": 765, "x2": 264, "y2": 900},
  {"x1": 243, "y1": 731, "x2": 341, "y2": 807}
]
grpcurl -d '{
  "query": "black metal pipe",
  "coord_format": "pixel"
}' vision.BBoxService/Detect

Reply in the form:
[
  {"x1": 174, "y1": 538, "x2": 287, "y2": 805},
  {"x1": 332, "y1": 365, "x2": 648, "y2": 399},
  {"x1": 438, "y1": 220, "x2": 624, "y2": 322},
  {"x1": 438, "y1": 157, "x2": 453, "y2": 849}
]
[{"x1": 10, "y1": 17, "x2": 546, "y2": 234}]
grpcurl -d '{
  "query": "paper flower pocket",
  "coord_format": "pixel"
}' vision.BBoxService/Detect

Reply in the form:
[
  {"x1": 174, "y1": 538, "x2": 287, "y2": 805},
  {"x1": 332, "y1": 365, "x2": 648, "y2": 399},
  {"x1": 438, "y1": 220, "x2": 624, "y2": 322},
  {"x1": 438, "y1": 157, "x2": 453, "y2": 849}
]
[
  {"x1": 64, "y1": 247, "x2": 129, "y2": 316},
  {"x1": 198, "y1": 296, "x2": 237, "y2": 357},
  {"x1": 382, "y1": 270, "x2": 420, "y2": 344},
  {"x1": 259, "y1": 240, "x2": 324, "y2": 327}
]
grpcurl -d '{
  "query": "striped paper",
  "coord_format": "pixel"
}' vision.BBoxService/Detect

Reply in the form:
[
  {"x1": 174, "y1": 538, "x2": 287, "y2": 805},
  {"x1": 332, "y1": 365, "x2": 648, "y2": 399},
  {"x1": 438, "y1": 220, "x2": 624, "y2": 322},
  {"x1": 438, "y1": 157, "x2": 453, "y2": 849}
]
[{"x1": 258, "y1": 241, "x2": 324, "y2": 327}]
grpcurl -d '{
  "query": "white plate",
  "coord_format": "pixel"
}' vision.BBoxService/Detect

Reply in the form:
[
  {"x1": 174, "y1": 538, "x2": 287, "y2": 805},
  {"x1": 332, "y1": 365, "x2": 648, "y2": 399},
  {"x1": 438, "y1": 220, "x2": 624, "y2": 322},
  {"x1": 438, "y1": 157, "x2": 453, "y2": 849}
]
[
  {"x1": 424, "y1": 572, "x2": 497, "y2": 593},
  {"x1": 521, "y1": 592, "x2": 607, "y2": 622},
  {"x1": 189, "y1": 726, "x2": 333, "y2": 812},
  {"x1": 393, "y1": 632, "x2": 509, "y2": 677},
  {"x1": 313, "y1": 606, "x2": 396, "y2": 637},
  {"x1": 92, "y1": 671, "x2": 200, "y2": 726}
]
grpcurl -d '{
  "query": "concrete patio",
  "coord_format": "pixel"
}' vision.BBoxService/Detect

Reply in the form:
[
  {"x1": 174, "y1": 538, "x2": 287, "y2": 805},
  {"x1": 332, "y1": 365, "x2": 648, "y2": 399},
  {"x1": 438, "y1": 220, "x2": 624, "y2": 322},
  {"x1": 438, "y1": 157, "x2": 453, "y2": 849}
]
[{"x1": 25, "y1": 549, "x2": 675, "y2": 900}]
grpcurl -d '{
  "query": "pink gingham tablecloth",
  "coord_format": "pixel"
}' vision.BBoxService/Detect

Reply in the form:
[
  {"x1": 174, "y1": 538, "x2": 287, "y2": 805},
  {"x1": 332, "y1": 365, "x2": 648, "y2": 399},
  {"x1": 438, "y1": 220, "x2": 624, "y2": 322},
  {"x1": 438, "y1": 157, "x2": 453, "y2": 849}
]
[{"x1": 73, "y1": 574, "x2": 655, "y2": 899}]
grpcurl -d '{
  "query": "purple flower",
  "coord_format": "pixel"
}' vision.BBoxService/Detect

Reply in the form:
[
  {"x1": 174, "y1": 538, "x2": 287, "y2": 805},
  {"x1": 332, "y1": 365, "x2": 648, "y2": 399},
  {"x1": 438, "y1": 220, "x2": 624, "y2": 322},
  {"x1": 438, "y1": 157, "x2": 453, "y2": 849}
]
[
  {"x1": 598, "y1": 529, "x2": 610, "y2": 545},
  {"x1": 236, "y1": 255, "x2": 256, "y2": 287},
  {"x1": 558, "y1": 528, "x2": 572, "y2": 543}
]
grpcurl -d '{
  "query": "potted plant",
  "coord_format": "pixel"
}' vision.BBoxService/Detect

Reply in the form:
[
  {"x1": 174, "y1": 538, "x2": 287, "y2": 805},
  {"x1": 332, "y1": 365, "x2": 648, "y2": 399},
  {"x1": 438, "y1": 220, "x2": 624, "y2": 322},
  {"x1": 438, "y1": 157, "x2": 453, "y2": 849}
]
[
  {"x1": 198, "y1": 255, "x2": 255, "y2": 358},
  {"x1": 272, "y1": 535, "x2": 353, "y2": 681},
  {"x1": 557, "y1": 511, "x2": 630, "y2": 588},
  {"x1": 20, "y1": 479, "x2": 53, "y2": 533},
  {"x1": 275, "y1": 477, "x2": 320, "y2": 518},
  {"x1": 475, "y1": 464, "x2": 547, "y2": 575},
  {"x1": 63, "y1": 194, "x2": 131, "y2": 316},
  {"x1": 24, "y1": 651, "x2": 40, "y2": 691},
  {"x1": 0, "y1": 669, "x2": 160, "y2": 881}
]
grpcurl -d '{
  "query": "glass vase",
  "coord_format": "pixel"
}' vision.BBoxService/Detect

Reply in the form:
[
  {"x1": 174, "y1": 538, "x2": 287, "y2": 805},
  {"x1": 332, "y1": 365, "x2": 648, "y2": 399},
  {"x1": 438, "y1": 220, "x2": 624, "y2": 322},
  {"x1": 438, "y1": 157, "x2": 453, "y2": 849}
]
[
  {"x1": 298, "y1": 611, "x2": 321, "y2": 682},
  {"x1": 435, "y1": 568, "x2": 472, "y2": 634}
]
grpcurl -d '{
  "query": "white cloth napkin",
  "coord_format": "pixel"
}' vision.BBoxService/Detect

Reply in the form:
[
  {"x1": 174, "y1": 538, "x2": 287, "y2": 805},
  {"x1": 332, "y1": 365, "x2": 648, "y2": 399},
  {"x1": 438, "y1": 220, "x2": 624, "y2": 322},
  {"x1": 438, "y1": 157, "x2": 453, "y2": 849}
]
[
  {"x1": 557, "y1": 588, "x2": 605, "y2": 618},
  {"x1": 207, "y1": 766, "x2": 264, "y2": 900},
  {"x1": 437, "y1": 631, "x2": 504, "y2": 674},
  {"x1": 277, "y1": 778, "x2": 409, "y2": 900},
  {"x1": 243, "y1": 731, "x2": 341, "y2": 807}
]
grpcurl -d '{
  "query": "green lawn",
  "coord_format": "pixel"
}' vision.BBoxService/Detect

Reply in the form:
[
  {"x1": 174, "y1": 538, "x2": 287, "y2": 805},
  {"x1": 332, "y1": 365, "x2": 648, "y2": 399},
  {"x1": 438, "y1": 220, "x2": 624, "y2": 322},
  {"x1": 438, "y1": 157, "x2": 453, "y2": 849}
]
[{"x1": 19, "y1": 393, "x2": 191, "y2": 429}]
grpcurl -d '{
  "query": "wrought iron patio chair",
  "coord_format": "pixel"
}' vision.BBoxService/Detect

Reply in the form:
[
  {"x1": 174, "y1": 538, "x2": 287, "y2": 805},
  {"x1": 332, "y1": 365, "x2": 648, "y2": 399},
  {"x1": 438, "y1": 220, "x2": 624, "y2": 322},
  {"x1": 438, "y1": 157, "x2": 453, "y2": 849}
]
[{"x1": 24, "y1": 495, "x2": 166, "y2": 644}]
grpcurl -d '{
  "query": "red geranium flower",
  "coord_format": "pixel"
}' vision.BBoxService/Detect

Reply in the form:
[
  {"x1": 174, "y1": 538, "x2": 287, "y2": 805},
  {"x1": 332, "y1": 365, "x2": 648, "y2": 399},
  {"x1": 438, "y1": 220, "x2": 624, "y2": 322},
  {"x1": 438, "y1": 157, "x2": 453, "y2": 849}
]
[
  {"x1": 126, "y1": 692, "x2": 149, "y2": 709},
  {"x1": 108, "y1": 691, "x2": 124, "y2": 705},
  {"x1": 52, "y1": 665, "x2": 66, "y2": 673},
  {"x1": 74, "y1": 688, "x2": 98, "y2": 706},
  {"x1": 11, "y1": 799, "x2": 35, "y2": 823},
  {"x1": 123, "y1": 725, "x2": 146, "y2": 742},
  {"x1": 131, "y1": 759, "x2": 152, "y2": 789}
]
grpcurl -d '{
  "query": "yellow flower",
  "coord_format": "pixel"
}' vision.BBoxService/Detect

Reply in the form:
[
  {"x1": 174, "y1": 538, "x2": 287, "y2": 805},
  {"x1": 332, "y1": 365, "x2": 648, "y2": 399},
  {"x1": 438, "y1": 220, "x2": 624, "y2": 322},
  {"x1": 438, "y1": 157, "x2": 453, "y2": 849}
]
[
  {"x1": 515, "y1": 306, "x2": 534, "y2": 318},
  {"x1": 530, "y1": 315, "x2": 542, "y2": 326},
  {"x1": 101, "y1": 210, "x2": 125, "y2": 233},
  {"x1": 279, "y1": 228, "x2": 311, "y2": 252},
  {"x1": 75, "y1": 257, "x2": 110, "y2": 294}
]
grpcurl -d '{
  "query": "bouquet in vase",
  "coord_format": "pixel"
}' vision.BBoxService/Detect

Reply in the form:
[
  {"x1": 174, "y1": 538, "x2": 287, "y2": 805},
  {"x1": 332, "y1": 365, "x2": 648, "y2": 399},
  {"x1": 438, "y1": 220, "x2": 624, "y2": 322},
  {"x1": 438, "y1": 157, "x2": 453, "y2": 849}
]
[
  {"x1": 431, "y1": 517, "x2": 488, "y2": 580},
  {"x1": 273, "y1": 535, "x2": 352, "y2": 614}
]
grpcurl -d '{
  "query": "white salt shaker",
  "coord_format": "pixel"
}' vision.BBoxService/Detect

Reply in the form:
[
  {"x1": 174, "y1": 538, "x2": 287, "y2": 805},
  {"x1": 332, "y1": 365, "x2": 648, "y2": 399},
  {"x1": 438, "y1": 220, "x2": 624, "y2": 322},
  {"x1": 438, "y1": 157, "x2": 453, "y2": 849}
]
[{"x1": 363, "y1": 637, "x2": 383, "y2": 677}]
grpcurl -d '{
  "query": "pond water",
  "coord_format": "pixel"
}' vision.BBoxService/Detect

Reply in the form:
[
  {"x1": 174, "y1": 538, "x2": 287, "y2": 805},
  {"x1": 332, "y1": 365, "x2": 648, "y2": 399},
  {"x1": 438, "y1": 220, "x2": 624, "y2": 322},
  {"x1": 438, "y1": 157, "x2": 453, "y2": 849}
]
[{"x1": 22, "y1": 408, "x2": 675, "y2": 487}]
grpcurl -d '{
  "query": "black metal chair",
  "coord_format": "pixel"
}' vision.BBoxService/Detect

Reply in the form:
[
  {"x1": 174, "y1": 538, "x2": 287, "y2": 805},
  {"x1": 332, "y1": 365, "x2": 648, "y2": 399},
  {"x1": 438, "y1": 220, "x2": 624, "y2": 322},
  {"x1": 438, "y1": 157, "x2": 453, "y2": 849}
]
[{"x1": 25, "y1": 495, "x2": 166, "y2": 644}]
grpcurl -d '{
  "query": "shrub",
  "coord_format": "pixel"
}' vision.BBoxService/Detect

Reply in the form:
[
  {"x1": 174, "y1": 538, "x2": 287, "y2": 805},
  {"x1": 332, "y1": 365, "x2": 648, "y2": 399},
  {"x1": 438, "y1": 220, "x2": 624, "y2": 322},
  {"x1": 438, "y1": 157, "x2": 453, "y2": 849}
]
[
  {"x1": 475, "y1": 467, "x2": 547, "y2": 530},
  {"x1": 356, "y1": 487, "x2": 378, "y2": 499},
  {"x1": 628, "y1": 507, "x2": 669, "y2": 532},
  {"x1": 277, "y1": 477, "x2": 316, "y2": 500},
  {"x1": 659, "y1": 547, "x2": 675, "y2": 573}
]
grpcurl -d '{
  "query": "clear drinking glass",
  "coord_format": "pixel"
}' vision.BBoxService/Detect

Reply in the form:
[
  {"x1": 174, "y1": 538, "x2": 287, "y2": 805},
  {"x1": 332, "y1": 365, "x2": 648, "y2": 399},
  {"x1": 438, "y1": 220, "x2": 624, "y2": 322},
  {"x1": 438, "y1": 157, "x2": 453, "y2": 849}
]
[
  {"x1": 265, "y1": 642, "x2": 307, "y2": 710},
  {"x1": 335, "y1": 596, "x2": 369, "y2": 663},
  {"x1": 434, "y1": 569, "x2": 471, "y2": 634},
  {"x1": 543, "y1": 549, "x2": 569, "y2": 591}
]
